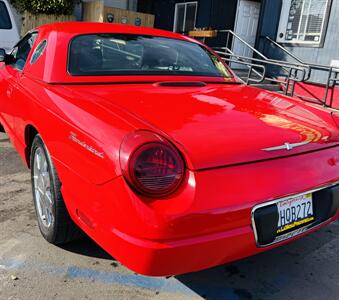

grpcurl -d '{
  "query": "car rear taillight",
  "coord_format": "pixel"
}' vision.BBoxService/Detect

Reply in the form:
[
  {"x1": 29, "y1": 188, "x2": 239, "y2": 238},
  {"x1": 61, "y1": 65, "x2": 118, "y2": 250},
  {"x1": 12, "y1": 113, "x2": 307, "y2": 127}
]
[{"x1": 120, "y1": 131, "x2": 185, "y2": 197}]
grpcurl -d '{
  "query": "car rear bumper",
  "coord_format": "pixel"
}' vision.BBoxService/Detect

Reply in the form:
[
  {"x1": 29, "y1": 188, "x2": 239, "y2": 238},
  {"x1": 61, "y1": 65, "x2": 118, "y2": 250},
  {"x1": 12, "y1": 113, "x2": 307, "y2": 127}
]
[
  {"x1": 107, "y1": 208, "x2": 338, "y2": 276},
  {"x1": 56, "y1": 146, "x2": 339, "y2": 276}
]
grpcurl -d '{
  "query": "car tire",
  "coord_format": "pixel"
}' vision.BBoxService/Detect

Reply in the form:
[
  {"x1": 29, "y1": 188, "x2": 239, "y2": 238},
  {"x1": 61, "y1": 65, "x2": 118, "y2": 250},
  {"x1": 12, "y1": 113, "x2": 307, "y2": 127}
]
[{"x1": 30, "y1": 134, "x2": 83, "y2": 245}]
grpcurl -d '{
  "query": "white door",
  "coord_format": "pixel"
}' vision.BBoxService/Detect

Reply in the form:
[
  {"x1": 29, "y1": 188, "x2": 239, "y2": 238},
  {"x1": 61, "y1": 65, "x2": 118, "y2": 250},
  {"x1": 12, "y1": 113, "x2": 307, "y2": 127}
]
[{"x1": 231, "y1": 0, "x2": 261, "y2": 69}]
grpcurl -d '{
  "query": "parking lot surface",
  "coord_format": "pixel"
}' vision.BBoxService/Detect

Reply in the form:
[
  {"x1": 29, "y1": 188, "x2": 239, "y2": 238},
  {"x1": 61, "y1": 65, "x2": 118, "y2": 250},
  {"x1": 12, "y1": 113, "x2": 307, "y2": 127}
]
[{"x1": 0, "y1": 132, "x2": 338, "y2": 300}]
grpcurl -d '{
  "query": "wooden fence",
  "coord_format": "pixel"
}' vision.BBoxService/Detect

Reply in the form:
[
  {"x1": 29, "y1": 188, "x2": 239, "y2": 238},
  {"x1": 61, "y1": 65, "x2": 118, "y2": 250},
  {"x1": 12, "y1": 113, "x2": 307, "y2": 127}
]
[
  {"x1": 21, "y1": 2, "x2": 155, "y2": 37},
  {"x1": 21, "y1": 11, "x2": 76, "y2": 36},
  {"x1": 83, "y1": 1, "x2": 155, "y2": 27}
]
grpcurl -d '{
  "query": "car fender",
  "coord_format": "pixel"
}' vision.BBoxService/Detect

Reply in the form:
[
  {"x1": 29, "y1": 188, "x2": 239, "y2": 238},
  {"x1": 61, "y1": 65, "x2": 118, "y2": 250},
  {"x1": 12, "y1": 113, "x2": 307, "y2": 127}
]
[{"x1": 15, "y1": 77, "x2": 135, "y2": 185}]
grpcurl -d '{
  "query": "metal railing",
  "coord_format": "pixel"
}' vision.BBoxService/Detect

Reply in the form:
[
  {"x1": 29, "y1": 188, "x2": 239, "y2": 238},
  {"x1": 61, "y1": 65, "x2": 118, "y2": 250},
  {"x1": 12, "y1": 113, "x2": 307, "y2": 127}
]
[
  {"x1": 212, "y1": 30, "x2": 308, "y2": 94},
  {"x1": 263, "y1": 36, "x2": 339, "y2": 109},
  {"x1": 210, "y1": 29, "x2": 338, "y2": 109}
]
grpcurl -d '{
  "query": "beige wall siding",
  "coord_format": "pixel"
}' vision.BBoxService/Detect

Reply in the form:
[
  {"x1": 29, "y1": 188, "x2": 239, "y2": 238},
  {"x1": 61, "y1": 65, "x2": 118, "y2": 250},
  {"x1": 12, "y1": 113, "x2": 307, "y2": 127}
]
[
  {"x1": 83, "y1": 1, "x2": 105, "y2": 22},
  {"x1": 83, "y1": 0, "x2": 154, "y2": 27},
  {"x1": 103, "y1": 6, "x2": 154, "y2": 27}
]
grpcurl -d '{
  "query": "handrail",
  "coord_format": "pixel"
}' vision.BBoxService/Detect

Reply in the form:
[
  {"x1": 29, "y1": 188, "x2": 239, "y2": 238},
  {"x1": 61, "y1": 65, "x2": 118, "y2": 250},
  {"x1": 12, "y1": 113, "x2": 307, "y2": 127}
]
[
  {"x1": 264, "y1": 36, "x2": 339, "y2": 81},
  {"x1": 264, "y1": 36, "x2": 304, "y2": 65},
  {"x1": 221, "y1": 30, "x2": 338, "y2": 76},
  {"x1": 218, "y1": 29, "x2": 269, "y2": 60},
  {"x1": 264, "y1": 36, "x2": 339, "y2": 108},
  {"x1": 213, "y1": 30, "x2": 308, "y2": 96},
  {"x1": 214, "y1": 30, "x2": 310, "y2": 80},
  {"x1": 215, "y1": 47, "x2": 266, "y2": 82},
  {"x1": 223, "y1": 58, "x2": 266, "y2": 84},
  {"x1": 266, "y1": 39, "x2": 339, "y2": 106},
  {"x1": 215, "y1": 51, "x2": 307, "y2": 82},
  {"x1": 266, "y1": 38, "x2": 337, "y2": 71},
  {"x1": 211, "y1": 29, "x2": 338, "y2": 109},
  {"x1": 214, "y1": 47, "x2": 308, "y2": 70}
]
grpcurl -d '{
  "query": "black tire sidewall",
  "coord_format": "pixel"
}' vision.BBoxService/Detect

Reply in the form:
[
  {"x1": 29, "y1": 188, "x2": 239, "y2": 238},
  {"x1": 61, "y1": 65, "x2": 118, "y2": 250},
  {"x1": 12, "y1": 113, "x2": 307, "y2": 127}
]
[{"x1": 30, "y1": 134, "x2": 58, "y2": 243}]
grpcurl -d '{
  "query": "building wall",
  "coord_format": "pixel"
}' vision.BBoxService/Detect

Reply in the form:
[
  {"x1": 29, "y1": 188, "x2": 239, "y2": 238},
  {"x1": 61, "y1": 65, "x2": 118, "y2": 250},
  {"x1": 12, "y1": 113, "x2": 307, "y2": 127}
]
[
  {"x1": 83, "y1": 0, "x2": 137, "y2": 12},
  {"x1": 140, "y1": 0, "x2": 238, "y2": 47},
  {"x1": 258, "y1": 0, "x2": 339, "y2": 82},
  {"x1": 104, "y1": 0, "x2": 128, "y2": 10},
  {"x1": 151, "y1": 0, "x2": 176, "y2": 31},
  {"x1": 202, "y1": 0, "x2": 238, "y2": 48}
]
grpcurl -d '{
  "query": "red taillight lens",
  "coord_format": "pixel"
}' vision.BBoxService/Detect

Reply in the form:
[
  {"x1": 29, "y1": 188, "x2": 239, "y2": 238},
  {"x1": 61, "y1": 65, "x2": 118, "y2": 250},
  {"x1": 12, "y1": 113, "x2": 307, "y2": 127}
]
[
  {"x1": 120, "y1": 131, "x2": 185, "y2": 197},
  {"x1": 129, "y1": 143, "x2": 184, "y2": 196}
]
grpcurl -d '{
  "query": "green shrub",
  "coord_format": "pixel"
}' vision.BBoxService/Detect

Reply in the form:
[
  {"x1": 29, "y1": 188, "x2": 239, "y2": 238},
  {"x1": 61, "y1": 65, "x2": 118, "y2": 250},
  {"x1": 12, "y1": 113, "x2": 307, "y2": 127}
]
[{"x1": 10, "y1": 0, "x2": 79, "y2": 15}]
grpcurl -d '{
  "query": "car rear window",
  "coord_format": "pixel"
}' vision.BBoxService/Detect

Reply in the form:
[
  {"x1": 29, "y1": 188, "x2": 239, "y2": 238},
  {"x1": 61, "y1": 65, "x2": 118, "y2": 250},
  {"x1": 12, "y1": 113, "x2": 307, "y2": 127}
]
[
  {"x1": 0, "y1": 1, "x2": 12, "y2": 30},
  {"x1": 68, "y1": 34, "x2": 231, "y2": 78}
]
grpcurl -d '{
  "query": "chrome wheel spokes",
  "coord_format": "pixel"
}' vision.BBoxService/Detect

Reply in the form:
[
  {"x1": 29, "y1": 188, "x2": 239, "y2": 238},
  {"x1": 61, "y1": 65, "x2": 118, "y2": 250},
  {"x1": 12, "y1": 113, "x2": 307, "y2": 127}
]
[{"x1": 33, "y1": 147, "x2": 53, "y2": 228}]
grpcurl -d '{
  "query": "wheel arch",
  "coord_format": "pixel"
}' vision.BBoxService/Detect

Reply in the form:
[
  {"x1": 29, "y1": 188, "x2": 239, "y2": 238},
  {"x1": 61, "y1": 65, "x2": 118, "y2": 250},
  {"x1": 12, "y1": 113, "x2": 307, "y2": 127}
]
[{"x1": 24, "y1": 124, "x2": 39, "y2": 168}]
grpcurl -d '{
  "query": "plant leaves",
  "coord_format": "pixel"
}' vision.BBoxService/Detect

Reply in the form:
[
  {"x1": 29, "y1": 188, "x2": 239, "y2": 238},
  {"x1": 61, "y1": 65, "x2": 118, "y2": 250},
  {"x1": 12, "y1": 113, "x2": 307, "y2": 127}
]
[{"x1": 9, "y1": 0, "x2": 79, "y2": 15}]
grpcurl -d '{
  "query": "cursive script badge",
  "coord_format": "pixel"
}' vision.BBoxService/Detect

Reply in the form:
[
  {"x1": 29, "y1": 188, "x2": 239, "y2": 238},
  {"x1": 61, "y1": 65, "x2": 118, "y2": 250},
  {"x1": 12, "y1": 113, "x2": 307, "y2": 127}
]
[{"x1": 69, "y1": 132, "x2": 105, "y2": 159}]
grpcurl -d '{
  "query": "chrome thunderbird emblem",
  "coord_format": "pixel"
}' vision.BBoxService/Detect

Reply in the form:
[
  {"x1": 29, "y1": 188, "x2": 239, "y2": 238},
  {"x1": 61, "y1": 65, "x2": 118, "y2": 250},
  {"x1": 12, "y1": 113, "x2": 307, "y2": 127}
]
[{"x1": 263, "y1": 141, "x2": 311, "y2": 152}]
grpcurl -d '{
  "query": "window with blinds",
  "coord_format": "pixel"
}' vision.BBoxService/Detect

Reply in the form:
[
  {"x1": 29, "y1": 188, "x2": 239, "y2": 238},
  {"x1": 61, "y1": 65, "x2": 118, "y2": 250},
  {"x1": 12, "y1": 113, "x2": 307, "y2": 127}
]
[{"x1": 277, "y1": 0, "x2": 331, "y2": 46}]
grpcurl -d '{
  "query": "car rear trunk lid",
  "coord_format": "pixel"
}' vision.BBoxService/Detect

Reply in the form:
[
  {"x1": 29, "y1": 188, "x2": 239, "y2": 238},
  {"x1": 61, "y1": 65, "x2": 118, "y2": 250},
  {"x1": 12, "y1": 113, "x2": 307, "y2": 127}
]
[{"x1": 66, "y1": 83, "x2": 339, "y2": 170}]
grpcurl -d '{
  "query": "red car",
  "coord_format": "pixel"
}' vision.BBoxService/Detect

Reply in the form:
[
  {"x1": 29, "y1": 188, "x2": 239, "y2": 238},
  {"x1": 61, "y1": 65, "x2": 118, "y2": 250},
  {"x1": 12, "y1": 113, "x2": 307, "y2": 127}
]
[{"x1": 0, "y1": 23, "x2": 338, "y2": 276}]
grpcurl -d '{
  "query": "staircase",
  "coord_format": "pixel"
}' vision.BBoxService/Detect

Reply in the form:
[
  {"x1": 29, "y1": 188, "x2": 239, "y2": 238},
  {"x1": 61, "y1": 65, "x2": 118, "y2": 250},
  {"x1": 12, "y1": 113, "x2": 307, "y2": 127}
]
[{"x1": 211, "y1": 30, "x2": 339, "y2": 110}]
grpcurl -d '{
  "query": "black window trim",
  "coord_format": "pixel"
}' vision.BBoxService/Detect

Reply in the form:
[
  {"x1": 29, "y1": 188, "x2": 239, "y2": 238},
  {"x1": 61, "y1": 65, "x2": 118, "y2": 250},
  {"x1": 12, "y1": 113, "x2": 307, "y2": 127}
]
[
  {"x1": 9, "y1": 31, "x2": 39, "y2": 72},
  {"x1": 66, "y1": 32, "x2": 233, "y2": 78}
]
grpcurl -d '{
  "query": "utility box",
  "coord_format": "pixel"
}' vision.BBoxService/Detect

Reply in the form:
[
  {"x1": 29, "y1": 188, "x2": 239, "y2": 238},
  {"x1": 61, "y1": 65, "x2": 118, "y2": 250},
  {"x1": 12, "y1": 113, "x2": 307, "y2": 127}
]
[{"x1": 83, "y1": 0, "x2": 155, "y2": 27}]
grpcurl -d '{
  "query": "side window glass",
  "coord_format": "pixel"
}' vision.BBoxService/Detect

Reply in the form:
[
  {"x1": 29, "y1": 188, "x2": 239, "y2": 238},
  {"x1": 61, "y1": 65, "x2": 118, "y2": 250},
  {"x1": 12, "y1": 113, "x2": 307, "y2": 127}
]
[
  {"x1": 10, "y1": 33, "x2": 38, "y2": 71},
  {"x1": 30, "y1": 40, "x2": 47, "y2": 64}
]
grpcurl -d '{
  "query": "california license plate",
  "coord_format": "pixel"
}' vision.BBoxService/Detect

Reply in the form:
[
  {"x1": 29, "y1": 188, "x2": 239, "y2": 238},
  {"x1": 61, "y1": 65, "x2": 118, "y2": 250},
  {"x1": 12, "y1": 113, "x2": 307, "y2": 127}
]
[{"x1": 277, "y1": 193, "x2": 314, "y2": 234}]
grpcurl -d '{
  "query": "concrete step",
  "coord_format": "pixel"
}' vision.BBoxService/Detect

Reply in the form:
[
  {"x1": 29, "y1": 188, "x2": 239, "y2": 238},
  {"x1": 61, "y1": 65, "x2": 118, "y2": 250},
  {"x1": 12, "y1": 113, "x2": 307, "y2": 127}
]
[
  {"x1": 232, "y1": 69, "x2": 283, "y2": 92},
  {"x1": 233, "y1": 71, "x2": 274, "y2": 85},
  {"x1": 241, "y1": 78, "x2": 276, "y2": 85},
  {"x1": 250, "y1": 83, "x2": 282, "y2": 92}
]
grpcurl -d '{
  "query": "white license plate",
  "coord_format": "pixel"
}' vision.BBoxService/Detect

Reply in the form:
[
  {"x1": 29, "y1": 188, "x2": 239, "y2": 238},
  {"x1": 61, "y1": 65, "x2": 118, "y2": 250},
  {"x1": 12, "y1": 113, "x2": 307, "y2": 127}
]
[{"x1": 277, "y1": 193, "x2": 314, "y2": 234}]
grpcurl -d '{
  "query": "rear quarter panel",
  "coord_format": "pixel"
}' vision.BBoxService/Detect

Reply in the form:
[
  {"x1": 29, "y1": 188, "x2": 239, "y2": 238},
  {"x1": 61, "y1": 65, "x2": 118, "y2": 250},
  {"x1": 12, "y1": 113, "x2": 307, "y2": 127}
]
[{"x1": 13, "y1": 76, "x2": 135, "y2": 185}]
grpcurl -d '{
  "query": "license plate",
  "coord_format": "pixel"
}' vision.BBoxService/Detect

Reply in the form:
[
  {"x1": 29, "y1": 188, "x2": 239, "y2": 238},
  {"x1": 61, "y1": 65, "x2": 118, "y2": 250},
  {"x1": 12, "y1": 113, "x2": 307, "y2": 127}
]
[{"x1": 276, "y1": 193, "x2": 314, "y2": 234}]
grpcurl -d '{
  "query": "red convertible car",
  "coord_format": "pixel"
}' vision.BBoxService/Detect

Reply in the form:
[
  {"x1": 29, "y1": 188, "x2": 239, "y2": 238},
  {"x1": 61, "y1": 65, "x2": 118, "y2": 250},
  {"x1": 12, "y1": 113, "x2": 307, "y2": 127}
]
[{"x1": 0, "y1": 22, "x2": 338, "y2": 276}]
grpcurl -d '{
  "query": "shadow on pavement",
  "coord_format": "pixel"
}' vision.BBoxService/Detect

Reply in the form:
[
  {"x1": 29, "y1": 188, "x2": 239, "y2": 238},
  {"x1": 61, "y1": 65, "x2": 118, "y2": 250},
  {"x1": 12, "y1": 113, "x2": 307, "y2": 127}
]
[
  {"x1": 58, "y1": 220, "x2": 338, "y2": 299},
  {"x1": 60, "y1": 235, "x2": 113, "y2": 261},
  {"x1": 176, "y1": 223, "x2": 337, "y2": 299}
]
